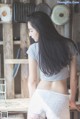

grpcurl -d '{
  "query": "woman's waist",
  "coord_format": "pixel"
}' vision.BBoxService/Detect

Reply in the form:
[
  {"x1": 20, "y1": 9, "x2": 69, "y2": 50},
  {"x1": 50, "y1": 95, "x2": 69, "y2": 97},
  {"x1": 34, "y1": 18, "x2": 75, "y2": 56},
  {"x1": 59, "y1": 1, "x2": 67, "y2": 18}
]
[{"x1": 37, "y1": 79, "x2": 68, "y2": 94}]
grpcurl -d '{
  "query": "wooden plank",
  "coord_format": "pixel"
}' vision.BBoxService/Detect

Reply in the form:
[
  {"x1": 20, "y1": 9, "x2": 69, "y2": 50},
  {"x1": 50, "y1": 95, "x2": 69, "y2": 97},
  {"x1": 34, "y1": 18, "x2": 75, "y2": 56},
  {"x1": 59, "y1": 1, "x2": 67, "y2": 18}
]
[
  {"x1": 5, "y1": 59, "x2": 28, "y2": 64},
  {"x1": 0, "y1": 78, "x2": 5, "y2": 80},
  {"x1": 3, "y1": 23, "x2": 14, "y2": 99},
  {"x1": 0, "y1": 41, "x2": 20, "y2": 45},
  {"x1": 0, "y1": 98, "x2": 29, "y2": 112},
  {"x1": 13, "y1": 41, "x2": 20, "y2": 45}
]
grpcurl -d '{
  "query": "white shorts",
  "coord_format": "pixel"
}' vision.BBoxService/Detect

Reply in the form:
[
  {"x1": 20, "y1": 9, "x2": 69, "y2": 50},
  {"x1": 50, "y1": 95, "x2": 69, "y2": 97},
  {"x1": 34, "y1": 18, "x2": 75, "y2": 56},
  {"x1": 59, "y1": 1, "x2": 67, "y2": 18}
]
[{"x1": 27, "y1": 89, "x2": 70, "y2": 119}]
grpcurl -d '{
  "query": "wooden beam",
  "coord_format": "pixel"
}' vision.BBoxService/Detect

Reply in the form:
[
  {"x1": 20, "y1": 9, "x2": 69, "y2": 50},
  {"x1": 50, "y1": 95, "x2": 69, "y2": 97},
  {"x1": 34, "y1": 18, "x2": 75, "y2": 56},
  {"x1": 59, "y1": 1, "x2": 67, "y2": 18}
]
[{"x1": 5, "y1": 59, "x2": 28, "y2": 64}]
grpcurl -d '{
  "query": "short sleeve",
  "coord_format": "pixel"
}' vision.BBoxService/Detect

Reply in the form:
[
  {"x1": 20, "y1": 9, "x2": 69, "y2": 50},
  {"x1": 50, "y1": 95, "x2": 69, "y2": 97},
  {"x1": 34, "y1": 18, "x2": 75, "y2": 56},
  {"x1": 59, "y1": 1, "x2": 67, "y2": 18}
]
[
  {"x1": 68, "y1": 42, "x2": 78, "y2": 56},
  {"x1": 27, "y1": 43, "x2": 37, "y2": 61}
]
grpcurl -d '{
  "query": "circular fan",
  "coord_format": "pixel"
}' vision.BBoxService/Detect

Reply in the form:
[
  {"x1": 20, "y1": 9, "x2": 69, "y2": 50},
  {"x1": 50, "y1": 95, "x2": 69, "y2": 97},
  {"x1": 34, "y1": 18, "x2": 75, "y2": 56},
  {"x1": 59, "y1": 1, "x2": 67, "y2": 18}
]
[{"x1": 51, "y1": 5, "x2": 70, "y2": 25}]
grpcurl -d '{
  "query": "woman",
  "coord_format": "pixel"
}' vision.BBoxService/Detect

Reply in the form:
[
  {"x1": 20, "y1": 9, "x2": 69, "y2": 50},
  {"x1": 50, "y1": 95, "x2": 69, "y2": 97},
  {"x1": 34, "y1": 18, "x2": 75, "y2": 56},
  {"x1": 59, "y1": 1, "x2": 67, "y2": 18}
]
[{"x1": 27, "y1": 11, "x2": 80, "y2": 119}]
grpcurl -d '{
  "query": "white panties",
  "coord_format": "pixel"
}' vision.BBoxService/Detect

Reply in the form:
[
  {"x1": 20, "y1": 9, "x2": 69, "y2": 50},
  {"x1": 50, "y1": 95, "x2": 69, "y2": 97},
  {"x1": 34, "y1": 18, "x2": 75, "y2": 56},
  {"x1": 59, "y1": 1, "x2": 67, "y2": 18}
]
[{"x1": 27, "y1": 89, "x2": 70, "y2": 119}]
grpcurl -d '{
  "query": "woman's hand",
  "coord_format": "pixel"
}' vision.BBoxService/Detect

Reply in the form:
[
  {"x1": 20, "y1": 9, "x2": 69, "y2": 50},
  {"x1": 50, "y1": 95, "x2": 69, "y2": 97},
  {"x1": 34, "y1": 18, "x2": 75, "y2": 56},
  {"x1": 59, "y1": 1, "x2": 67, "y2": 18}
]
[{"x1": 69, "y1": 100, "x2": 80, "y2": 112}]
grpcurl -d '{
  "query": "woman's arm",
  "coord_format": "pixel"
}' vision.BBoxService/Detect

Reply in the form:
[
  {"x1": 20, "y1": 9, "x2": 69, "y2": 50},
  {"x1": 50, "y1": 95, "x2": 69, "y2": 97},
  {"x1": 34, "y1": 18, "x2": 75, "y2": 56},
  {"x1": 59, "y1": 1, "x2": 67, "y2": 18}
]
[
  {"x1": 69, "y1": 55, "x2": 80, "y2": 111},
  {"x1": 70, "y1": 55, "x2": 77, "y2": 102},
  {"x1": 28, "y1": 56, "x2": 39, "y2": 97}
]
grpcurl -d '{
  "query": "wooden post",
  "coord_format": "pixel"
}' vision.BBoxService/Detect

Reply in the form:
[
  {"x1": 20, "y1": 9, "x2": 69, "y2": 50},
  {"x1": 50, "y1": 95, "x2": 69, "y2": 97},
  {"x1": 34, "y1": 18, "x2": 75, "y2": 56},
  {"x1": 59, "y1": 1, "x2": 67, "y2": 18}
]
[
  {"x1": 3, "y1": 24, "x2": 14, "y2": 99},
  {"x1": 20, "y1": 0, "x2": 30, "y2": 98},
  {"x1": 2, "y1": 0, "x2": 14, "y2": 99},
  {"x1": 20, "y1": 23, "x2": 29, "y2": 98}
]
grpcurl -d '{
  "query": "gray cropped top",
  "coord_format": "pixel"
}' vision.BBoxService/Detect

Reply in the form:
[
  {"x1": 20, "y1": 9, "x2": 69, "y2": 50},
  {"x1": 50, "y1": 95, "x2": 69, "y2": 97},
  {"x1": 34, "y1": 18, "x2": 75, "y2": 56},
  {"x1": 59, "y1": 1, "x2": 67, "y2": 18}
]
[{"x1": 27, "y1": 42, "x2": 77, "y2": 81}]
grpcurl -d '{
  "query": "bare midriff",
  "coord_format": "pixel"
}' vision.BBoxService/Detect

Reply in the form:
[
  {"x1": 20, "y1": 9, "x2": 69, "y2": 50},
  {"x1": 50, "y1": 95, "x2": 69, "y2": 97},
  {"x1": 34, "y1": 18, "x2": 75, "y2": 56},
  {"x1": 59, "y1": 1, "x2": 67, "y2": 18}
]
[{"x1": 37, "y1": 79, "x2": 68, "y2": 94}]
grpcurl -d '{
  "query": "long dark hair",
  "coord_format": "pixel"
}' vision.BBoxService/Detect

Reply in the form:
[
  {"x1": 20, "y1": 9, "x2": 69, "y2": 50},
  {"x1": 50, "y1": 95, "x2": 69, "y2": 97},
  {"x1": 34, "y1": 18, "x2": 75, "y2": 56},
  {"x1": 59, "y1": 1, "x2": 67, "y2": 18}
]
[{"x1": 28, "y1": 11, "x2": 77, "y2": 75}]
